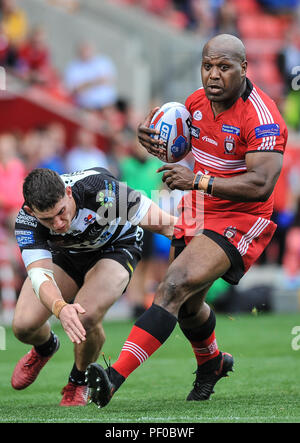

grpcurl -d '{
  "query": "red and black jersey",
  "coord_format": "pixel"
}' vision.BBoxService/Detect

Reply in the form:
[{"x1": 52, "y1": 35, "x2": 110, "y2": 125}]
[{"x1": 185, "y1": 78, "x2": 288, "y2": 219}]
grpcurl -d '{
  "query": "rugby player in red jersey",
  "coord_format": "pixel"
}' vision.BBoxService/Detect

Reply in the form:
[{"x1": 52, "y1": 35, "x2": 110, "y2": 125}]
[{"x1": 86, "y1": 34, "x2": 288, "y2": 407}]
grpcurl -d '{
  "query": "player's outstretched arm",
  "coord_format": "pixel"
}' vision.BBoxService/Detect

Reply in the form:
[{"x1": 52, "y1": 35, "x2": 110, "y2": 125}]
[
  {"x1": 27, "y1": 259, "x2": 86, "y2": 344},
  {"x1": 137, "y1": 107, "x2": 166, "y2": 159},
  {"x1": 138, "y1": 200, "x2": 177, "y2": 239}
]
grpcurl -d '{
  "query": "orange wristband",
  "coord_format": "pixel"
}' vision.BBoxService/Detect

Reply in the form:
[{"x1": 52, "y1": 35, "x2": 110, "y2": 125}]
[{"x1": 52, "y1": 299, "x2": 68, "y2": 319}]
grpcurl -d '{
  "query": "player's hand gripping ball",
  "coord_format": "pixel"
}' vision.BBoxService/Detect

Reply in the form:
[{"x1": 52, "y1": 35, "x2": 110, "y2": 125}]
[{"x1": 150, "y1": 102, "x2": 191, "y2": 163}]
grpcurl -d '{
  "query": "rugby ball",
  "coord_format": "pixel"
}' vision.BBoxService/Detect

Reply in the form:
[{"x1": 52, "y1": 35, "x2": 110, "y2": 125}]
[{"x1": 150, "y1": 102, "x2": 191, "y2": 163}]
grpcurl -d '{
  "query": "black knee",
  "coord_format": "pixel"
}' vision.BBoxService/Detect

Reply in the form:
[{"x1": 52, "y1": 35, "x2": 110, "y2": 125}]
[
  {"x1": 179, "y1": 309, "x2": 216, "y2": 341},
  {"x1": 154, "y1": 269, "x2": 189, "y2": 311}
]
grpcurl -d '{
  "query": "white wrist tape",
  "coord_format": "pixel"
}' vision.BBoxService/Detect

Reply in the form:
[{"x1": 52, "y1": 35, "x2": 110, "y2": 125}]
[{"x1": 28, "y1": 268, "x2": 58, "y2": 299}]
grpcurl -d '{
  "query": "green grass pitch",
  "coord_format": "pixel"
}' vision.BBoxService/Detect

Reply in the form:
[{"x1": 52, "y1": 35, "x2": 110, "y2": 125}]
[{"x1": 1, "y1": 312, "x2": 300, "y2": 423}]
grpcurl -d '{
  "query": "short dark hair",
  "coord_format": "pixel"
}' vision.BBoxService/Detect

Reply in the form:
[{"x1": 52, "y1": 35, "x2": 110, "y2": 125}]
[{"x1": 23, "y1": 168, "x2": 66, "y2": 211}]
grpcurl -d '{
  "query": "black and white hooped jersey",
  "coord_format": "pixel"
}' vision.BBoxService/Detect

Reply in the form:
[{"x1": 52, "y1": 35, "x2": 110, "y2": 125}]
[{"x1": 15, "y1": 168, "x2": 152, "y2": 268}]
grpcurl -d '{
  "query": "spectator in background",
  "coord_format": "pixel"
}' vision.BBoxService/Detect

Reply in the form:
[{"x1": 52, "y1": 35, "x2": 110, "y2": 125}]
[
  {"x1": 261, "y1": 129, "x2": 300, "y2": 266},
  {"x1": 186, "y1": 0, "x2": 214, "y2": 36},
  {"x1": 139, "y1": 0, "x2": 172, "y2": 16},
  {"x1": 0, "y1": 0, "x2": 28, "y2": 48},
  {"x1": 64, "y1": 41, "x2": 118, "y2": 111},
  {"x1": 47, "y1": 0, "x2": 79, "y2": 13},
  {"x1": 0, "y1": 132, "x2": 26, "y2": 324},
  {"x1": 142, "y1": 0, "x2": 189, "y2": 29},
  {"x1": 257, "y1": 0, "x2": 300, "y2": 15},
  {"x1": 17, "y1": 26, "x2": 58, "y2": 87},
  {"x1": 47, "y1": 122, "x2": 68, "y2": 156},
  {"x1": 0, "y1": 22, "x2": 18, "y2": 68},
  {"x1": 106, "y1": 130, "x2": 131, "y2": 180},
  {"x1": 214, "y1": 0, "x2": 239, "y2": 36},
  {"x1": 278, "y1": 25, "x2": 300, "y2": 93},
  {"x1": 65, "y1": 127, "x2": 109, "y2": 172},
  {"x1": 282, "y1": 198, "x2": 300, "y2": 288},
  {"x1": 18, "y1": 129, "x2": 42, "y2": 172},
  {"x1": 0, "y1": 132, "x2": 25, "y2": 227},
  {"x1": 35, "y1": 124, "x2": 67, "y2": 174},
  {"x1": 278, "y1": 25, "x2": 300, "y2": 130}
]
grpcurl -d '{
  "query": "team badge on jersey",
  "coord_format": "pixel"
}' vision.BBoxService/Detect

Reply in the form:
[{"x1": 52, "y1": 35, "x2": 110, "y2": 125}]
[
  {"x1": 193, "y1": 110, "x2": 202, "y2": 121},
  {"x1": 224, "y1": 226, "x2": 237, "y2": 241},
  {"x1": 224, "y1": 135, "x2": 236, "y2": 154},
  {"x1": 97, "y1": 190, "x2": 115, "y2": 208}
]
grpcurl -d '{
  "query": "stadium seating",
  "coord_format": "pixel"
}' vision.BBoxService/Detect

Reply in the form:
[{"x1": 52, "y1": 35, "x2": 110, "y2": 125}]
[{"x1": 232, "y1": 0, "x2": 295, "y2": 101}]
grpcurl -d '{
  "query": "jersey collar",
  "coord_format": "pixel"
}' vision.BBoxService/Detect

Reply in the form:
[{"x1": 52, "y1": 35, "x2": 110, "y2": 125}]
[{"x1": 241, "y1": 77, "x2": 253, "y2": 102}]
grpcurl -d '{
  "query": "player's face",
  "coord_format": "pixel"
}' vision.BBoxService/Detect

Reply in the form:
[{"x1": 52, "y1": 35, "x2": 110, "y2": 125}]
[
  {"x1": 30, "y1": 187, "x2": 76, "y2": 233},
  {"x1": 201, "y1": 54, "x2": 247, "y2": 104}
]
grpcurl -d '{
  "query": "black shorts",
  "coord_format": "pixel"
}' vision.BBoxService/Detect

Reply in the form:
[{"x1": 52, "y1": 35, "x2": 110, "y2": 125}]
[
  {"x1": 171, "y1": 229, "x2": 245, "y2": 285},
  {"x1": 141, "y1": 230, "x2": 155, "y2": 260},
  {"x1": 52, "y1": 241, "x2": 142, "y2": 289}
]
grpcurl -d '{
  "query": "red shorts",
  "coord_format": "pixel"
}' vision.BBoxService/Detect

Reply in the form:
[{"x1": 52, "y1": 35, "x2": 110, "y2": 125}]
[{"x1": 172, "y1": 191, "x2": 277, "y2": 284}]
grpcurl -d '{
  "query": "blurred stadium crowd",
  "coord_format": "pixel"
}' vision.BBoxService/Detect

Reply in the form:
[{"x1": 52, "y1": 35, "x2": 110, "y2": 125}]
[{"x1": 0, "y1": 0, "x2": 300, "y2": 323}]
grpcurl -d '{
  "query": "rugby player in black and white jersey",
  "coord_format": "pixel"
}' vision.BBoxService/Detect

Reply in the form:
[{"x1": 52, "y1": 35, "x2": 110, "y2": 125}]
[{"x1": 11, "y1": 167, "x2": 175, "y2": 406}]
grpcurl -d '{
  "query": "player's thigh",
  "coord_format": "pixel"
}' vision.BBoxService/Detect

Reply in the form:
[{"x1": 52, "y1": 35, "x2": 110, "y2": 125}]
[
  {"x1": 13, "y1": 277, "x2": 52, "y2": 333},
  {"x1": 163, "y1": 234, "x2": 231, "y2": 298},
  {"x1": 53, "y1": 264, "x2": 79, "y2": 303},
  {"x1": 74, "y1": 258, "x2": 130, "y2": 327}
]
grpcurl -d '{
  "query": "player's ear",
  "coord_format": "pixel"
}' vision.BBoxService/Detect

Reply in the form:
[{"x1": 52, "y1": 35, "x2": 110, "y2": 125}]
[
  {"x1": 241, "y1": 60, "x2": 247, "y2": 78},
  {"x1": 24, "y1": 205, "x2": 35, "y2": 216},
  {"x1": 65, "y1": 186, "x2": 72, "y2": 198}
]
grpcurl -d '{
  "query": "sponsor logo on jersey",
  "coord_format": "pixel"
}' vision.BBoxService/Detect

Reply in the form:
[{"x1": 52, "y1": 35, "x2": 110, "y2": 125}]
[
  {"x1": 16, "y1": 209, "x2": 37, "y2": 228},
  {"x1": 61, "y1": 169, "x2": 99, "y2": 186},
  {"x1": 191, "y1": 125, "x2": 200, "y2": 139},
  {"x1": 84, "y1": 214, "x2": 96, "y2": 225},
  {"x1": 15, "y1": 230, "x2": 34, "y2": 246},
  {"x1": 224, "y1": 226, "x2": 237, "y2": 241},
  {"x1": 222, "y1": 124, "x2": 240, "y2": 136},
  {"x1": 202, "y1": 135, "x2": 218, "y2": 146},
  {"x1": 193, "y1": 110, "x2": 202, "y2": 121},
  {"x1": 224, "y1": 135, "x2": 236, "y2": 154},
  {"x1": 255, "y1": 123, "x2": 280, "y2": 139}
]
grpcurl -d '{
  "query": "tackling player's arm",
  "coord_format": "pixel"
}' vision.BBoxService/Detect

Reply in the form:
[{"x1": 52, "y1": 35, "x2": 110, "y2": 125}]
[
  {"x1": 27, "y1": 258, "x2": 86, "y2": 344},
  {"x1": 138, "y1": 200, "x2": 177, "y2": 239},
  {"x1": 123, "y1": 183, "x2": 177, "y2": 239}
]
